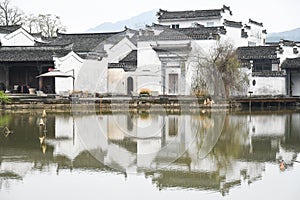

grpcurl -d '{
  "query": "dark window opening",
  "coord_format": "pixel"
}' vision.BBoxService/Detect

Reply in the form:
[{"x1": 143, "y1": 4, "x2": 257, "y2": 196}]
[
  {"x1": 253, "y1": 60, "x2": 272, "y2": 72},
  {"x1": 171, "y1": 24, "x2": 179, "y2": 29}
]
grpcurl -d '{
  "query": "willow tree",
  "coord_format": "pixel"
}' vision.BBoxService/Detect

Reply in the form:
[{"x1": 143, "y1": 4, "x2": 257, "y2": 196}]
[{"x1": 191, "y1": 41, "x2": 248, "y2": 98}]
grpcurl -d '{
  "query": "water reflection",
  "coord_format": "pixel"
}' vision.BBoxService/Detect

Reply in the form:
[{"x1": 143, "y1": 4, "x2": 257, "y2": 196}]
[{"x1": 0, "y1": 110, "x2": 300, "y2": 196}]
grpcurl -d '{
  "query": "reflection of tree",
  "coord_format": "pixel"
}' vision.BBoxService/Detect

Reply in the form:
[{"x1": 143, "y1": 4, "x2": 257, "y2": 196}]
[
  {"x1": 211, "y1": 115, "x2": 248, "y2": 170},
  {"x1": 192, "y1": 113, "x2": 249, "y2": 194},
  {"x1": 0, "y1": 115, "x2": 10, "y2": 126},
  {"x1": 194, "y1": 114, "x2": 248, "y2": 164},
  {"x1": 193, "y1": 112, "x2": 226, "y2": 159}
]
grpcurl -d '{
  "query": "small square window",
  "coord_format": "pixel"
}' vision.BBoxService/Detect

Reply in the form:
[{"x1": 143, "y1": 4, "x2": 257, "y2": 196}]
[{"x1": 171, "y1": 24, "x2": 179, "y2": 29}]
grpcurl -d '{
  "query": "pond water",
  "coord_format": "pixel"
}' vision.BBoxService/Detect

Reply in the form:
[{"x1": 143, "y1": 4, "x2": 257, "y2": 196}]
[{"x1": 0, "y1": 109, "x2": 299, "y2": 200}]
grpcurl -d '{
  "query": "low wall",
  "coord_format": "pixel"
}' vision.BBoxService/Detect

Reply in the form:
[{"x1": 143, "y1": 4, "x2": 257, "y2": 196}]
[{"x1": 249, "y1": 76, "x2": 286, "y2": 96}]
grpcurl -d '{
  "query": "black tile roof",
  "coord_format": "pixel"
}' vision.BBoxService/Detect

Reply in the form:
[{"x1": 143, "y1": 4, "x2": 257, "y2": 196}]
[
  {"x1": 266, "y1": 40, "x2": 298, "y2": 47},
  {"x1": 146, "y1": 23, "x2": 171, "y2": 29},
  {"x1": 140, "y1": 26, "x2": 226, "y2": 41},
  {"x1": 108, "y1": 50, "x2": 137, "y2": 71},
  {"x1": 152, "y1": 43, "x2": 192, "y2": 56},
  {"x1": 281, "y1": 57, "x2": 300, "y2": 69},
  {"x1": 120, "y1": 50, "x2": 137, "y2": 63},
  {"x1": 157, "y1": 9, "x2": 223, "y2": 20},
  {"x1": 244, "y1": 24, "x2": 251, "y2": 29},
  {"x1": 237, "y1": 46, "x2": 278, "y2": 60},
  {"x1": 43, "y1": 31, "x2": 125, "y2": 53},
  {"x1": 157, "y1": 5, "x2": 232, "y2": 21},
  {"x1": 0, "y1": 45, "x2": 72, "y2": 62},
  {"x1": 223, "y1": 19, "x2": 242, "y2": 28},
  {"x1": 0, "y1": 25, "x2": 22, "y2": 34},
  {"x1": 248, "y1": 19, "x2": 263, "y2": 27}
]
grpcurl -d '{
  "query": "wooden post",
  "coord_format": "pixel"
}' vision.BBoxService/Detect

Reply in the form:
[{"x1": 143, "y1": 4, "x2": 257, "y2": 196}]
[
  {"x1": 248, "y1": 91, "x2": 253, "y2": 113},
  {"x1": 4, "y1": 66, "x2": 9, "y2": 90},
  {"x1": 39, "y1": 77, "x2": 43, "y2": 91},
  {"x1": 38, "y1": 67, "x2": 43, "y2": 91}
]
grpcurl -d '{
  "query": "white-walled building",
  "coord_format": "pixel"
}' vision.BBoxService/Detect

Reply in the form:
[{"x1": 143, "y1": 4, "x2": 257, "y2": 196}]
[
  {"x1": 1, "y1": 5, "x2": 299, "y2": 97},
  {"x1": 103, "y1": 5, "x2": 269, "y2": 96}
]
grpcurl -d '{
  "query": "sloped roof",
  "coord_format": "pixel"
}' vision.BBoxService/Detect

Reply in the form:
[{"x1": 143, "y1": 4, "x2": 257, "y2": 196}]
[
  {"x1": 108, "y1": 50, "x2": 137, "y2": 71},
  {"x1": 0, "y1": 25, "x2": 22, "y2": 34},
  {"x1": 281, "y1": 57, "x2": 300, "y2": 69},
  {"x1": 237, "y1": 46, "x2": 278, "y2": 60},
  {"x1": 140, "y1": 26, "x2": 226, "y2": 41},
  {"x1": 223, "y1": 19, "x2": 242, "y2": 28},
  {"x1": 157, "y1": 5, "x2": 232, "y2": 21},
  {"x1": 0, "y1": 45, "x2": 72, "y2": 62},
  {"x1": 157, "y1": 9, "x2": 223, "y2": 21},
  {"x1": 43, "y1": 31, "x2": 124, "y2": 53},
  {"x1": 120, "y1": 50, "x2": 137, "y2": 63},
  {"x1": 267, "y1": 40, "x2": 299, "y2": 47},
  {"x1": 248, "y1": 19, "x2": 263, "y2": 27}
]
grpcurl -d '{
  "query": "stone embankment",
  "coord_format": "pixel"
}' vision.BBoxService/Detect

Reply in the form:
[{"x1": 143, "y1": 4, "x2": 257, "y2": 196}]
[
  {"x1": 1, "y1": 94, "x2": 229, "y2": 112},
  {"x1": 2, "y1": 94, "x2": 300, "y2": 112}
]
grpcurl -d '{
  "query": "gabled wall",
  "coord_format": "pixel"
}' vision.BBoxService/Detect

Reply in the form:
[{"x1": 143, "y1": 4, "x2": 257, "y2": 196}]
[
  {"x1": 244, "y1": 23, "x2": 266, "y2": 46},
  {"x1": 54, "y1": 51, "x2": 84, "y2": 94},
  {"x1": 1, "y1": 28, "x2": 36, "y2": 46},
  {"x1": 106, "y1": 37, "x2": 137, "y2": 95}
]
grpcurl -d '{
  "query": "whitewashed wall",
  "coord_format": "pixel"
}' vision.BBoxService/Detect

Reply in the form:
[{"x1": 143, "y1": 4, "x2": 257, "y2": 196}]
[
  {"x1": 159, "y1": 9, "x2": 232, "y2": 28},
  {"x1": 249, "y1": 76, "x2": 286, "y2": 96},
  {"x1": 222, "y1": 26, "x2": 248, "y2": 48},
  {"x1": 136, "y1": 41, "x2": 163, "y2": 94},
  {"x1": 106, "y1": 37, "x2": 136, "y2": 63},
  {"x1": 1, "y1": 29, "x2": 35, "y2": 46},
  {"x1": 54, "y1": 52, "x2": 84, "y2": 94},
  {"x1": 107, "y1": 68, "x2": 126, "y2": 94},
  {"x1": 278, "y1": 45, "x2": 300, "y2": 65},
  {"x1": 244, "y1": 24, "x2": 265, "y2": 46},
  {"x1": 76, "y1": 59, "x2": 108, "y2": 94},
  {"x1": 105, "y1": 38, "x2": 137, "y2": 94}
]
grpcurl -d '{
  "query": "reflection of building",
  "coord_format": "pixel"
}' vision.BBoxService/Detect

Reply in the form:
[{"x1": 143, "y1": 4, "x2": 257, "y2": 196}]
[{"x1": 1, "y1": 112, "x2": 300, "y2": 194}]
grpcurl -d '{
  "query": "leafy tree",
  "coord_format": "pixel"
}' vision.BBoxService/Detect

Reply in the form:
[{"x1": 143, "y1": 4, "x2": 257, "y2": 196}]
[
  {"x1": 191, "y1": 41, "x2": 248, "y2": 98},
  {"x1": 0, "y1": 0, "x2": 24, "y2": 25}
]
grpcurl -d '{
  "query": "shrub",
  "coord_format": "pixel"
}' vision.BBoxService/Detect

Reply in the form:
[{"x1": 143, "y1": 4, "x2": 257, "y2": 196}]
[
  {"x1": 0, "y1": 91, "x2": 10, "y2": 104},
  {"x1": 139, "y1": 88, "x2": 150, "y2": 96}
]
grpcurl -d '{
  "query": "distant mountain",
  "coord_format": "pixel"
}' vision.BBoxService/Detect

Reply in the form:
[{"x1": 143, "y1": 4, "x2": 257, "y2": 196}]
[
  {"x1": 86, "y1": 9, "x2": 157, "y2": 33},
  {"x1": 87, "y1": 9, "x2": 300, "y2": 43},
  {"x1": 267, "y1": 28, "x2": 300, "y2": 42}
]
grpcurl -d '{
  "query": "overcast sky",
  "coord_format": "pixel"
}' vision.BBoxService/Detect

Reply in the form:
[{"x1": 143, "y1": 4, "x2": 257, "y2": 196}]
[{"x1": 13, "y1": 0, "x2": 299, "y2": 33}]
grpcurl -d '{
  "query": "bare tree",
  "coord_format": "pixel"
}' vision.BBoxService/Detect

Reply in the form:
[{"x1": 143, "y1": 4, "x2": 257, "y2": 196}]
[
  {"x1": 0, "y1": 0, "x2": 24, "y2": 25},
  {"x1": 23, "y1": 14, "x2": 39, "y2": 34},
  {"x1": 191, "y1": 41, "x2": 248, "y2": 98},
  {"x1": 39, "y1": 14, "x2": 66, "y2": 37},
  {"x1": 24, "y1": 14, "x2": 66, "y2": 37}
]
